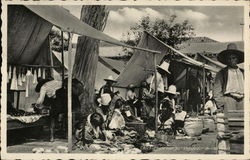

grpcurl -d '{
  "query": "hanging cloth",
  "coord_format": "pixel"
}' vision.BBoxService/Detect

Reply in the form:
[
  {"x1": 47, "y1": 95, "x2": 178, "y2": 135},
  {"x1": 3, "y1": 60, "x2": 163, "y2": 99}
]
[
  {"x1": 18, "y1": 72, "x2": 23, "y2": 86},
  {"x1": 25, "y1": 70, "x2": 32, "y2": 97},
  {"x1": 22, "y1": 72, "x2": 26, "y2": 82},
  {"x1": 33, "y1": 69, "x2": 38, "y2": 84},
  {"x1": 8, "y1": 65, "x2": 12, "y2": 80},
  {"x1": 38, "y1": 68, "x2": 41, "y2": 78},
  {"x1": 42, "y1": 68, "x2": 46, "y2": 79},
  {"x1": 10, "y1": 66, "x2": 18, "y2": 90}
]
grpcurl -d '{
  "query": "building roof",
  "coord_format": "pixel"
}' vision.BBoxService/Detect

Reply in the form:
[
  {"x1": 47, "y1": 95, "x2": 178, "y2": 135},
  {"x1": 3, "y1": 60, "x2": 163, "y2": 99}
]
[
  {"x1": 179, "y1": 41, "x2": 244, "y2": 54},
  {"x1": 183, "y1": 37, "x2": 217, "y2": 43}
]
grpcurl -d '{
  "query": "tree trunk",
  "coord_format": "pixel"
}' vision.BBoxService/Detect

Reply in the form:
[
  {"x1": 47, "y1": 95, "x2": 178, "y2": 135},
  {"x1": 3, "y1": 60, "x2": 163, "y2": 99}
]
[{"x1": 73, "y1": 6, "x2": 109, "y2": 117}]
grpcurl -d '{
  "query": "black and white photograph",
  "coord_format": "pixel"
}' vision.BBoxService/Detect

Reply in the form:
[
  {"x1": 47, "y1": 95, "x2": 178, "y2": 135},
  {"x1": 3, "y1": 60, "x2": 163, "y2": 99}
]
[{"x1": 1, "y1": 0, "x2": 249, "y2": 159}]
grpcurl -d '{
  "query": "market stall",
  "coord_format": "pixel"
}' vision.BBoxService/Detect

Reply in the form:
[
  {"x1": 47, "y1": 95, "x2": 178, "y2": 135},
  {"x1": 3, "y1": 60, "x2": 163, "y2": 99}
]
[
  {"x1": 7, "y1": 5, "x2": 162, "y2": 152},
  {"x1": 115, "y1": 31, "x2": 218, "y2": 113},
  {"x1": 7, "y1": 6, "x2": 56, "y2": 133}
]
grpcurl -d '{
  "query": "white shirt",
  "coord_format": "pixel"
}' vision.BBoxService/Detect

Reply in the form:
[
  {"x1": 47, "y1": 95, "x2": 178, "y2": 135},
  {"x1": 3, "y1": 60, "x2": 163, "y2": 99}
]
[
  {"x1": 204, "y1": 100, "x2": 217, "y2": 115},
  {"x1": 225, "y1": 68, "x2": 244, "y2": 95},
  {"x1": 150, "y1": 72, "x2": 165, "y2": 93},
  {"x1": 126, "y1": 90, "x2": 136, "y2": 101},
  {"x1": 175, "y1": 111, "x2": 187, "y2": 121}
]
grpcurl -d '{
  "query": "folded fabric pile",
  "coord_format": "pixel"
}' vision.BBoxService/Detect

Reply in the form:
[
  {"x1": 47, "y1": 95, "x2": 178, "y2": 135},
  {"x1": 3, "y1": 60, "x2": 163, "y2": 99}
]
[{"x1": 8, "y1": 115, "x2": 44, "y2": 123}]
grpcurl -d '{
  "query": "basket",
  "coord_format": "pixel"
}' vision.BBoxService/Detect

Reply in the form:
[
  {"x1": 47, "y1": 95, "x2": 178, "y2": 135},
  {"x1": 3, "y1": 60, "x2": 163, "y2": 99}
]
[
  {"x1": 184, "y1": 117, "x2": 203, "y2": 137},
  {"x1": 203, "y1": 116, "x2": 215, "y2": 132},
  {"x1": 126, "y1": 122, "x2": 146, "y2": 136}
]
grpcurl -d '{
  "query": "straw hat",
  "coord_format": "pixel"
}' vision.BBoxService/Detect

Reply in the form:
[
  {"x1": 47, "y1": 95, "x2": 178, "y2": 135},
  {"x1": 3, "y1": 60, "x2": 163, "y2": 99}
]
[
  {"x1": 98, "y1": 93, "x2": 112, "y2": 106},
  {"x1": 165, "y1": 85, "x2": 179, "y2": 95},
  {"x1": 104, "y1": 75, "x2": 117, "y2": 83},
  {"x1": 157, "y1": 61, "x2": 171, "y2": 74},
  {"x1": 217, "y1": 43, "x2": 244, "y2": 65}
]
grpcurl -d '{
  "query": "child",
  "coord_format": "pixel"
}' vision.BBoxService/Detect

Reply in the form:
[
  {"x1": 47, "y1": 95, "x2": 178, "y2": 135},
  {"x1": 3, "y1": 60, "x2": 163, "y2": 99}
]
[{"x1": 173, "y1": 105, "x2": 187, "y2": 135}]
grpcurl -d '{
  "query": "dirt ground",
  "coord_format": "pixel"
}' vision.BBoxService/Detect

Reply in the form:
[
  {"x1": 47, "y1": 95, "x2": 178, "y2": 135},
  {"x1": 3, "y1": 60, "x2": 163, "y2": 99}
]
[{"x1": 7, "y1": 128, "x2": 217, "y2": 154}]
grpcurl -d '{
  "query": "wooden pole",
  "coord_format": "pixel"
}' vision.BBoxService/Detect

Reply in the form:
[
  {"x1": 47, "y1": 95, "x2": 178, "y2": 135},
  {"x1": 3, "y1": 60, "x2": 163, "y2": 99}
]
[
  {"x1": 185, "y1": 67, "x2": 189, "y2": 112},
  {"x1": 48, "y1": 34, "x2": 54, "y2": 77},
  {"x1": 202, "y1": 66, "x2": 206, "y2": 115},
  {"x1": 67, "y1": 33, "x2": 73, "y2": 152},
  {"x1": 61, "y1": 31, "x2": 65, "y2": 82},
  {"x1": 153, "y1": 54, "x2": 158, "y2": 133}
]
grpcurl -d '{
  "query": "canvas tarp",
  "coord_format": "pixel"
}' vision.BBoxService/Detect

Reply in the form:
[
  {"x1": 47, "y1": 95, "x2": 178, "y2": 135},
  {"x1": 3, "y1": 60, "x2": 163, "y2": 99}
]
[
  {"x1": 8, "y1": 5, "x2": 53, "y2": 65},
  {"x1": 25, "y1": 5, "x2": 159, "y2": 55},
  {"x1": 115, "y1": 32, "x2": 217, "y2": 88},
  {"x1": 194, "y1": 53, "x2": 244, "y2": 70},
  {"x1": 52, "y1": 49, "x2": 126, "y2": 90},
  {"x1": 195, "y1": 53, "x2": 225, "y2": 71}
]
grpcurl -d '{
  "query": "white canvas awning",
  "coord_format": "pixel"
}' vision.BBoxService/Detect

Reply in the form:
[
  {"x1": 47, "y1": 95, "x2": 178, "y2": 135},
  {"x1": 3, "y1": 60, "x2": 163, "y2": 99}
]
[{"x1": 25, "y1": 5, "x2": 160, "y2": 55}]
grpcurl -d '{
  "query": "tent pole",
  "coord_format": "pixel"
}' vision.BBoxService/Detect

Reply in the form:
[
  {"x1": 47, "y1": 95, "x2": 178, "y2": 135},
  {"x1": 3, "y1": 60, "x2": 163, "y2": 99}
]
[
  {"x1": 153, "y1": 53, "x2": 158, "y2": 133},
  {"x1": 202, "y1": 66, "x2": 206, "y2": 115},
  {"x1": 61, "y1": 31, "x2": 65, "y2": 82},
  {"x1": 67, "y1": 33, "x2": 73, "y2": 152},
  {"x1": 48, "y1": 34, "x2": 54, "y2": 77},
  {"x1": 185, "y1": 67, "x2": 189, "y2": 112}
]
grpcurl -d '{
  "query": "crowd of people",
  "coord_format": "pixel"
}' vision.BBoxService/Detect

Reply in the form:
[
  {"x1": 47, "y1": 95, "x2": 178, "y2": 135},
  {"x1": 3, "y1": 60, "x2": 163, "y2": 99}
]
[{"x1": 31, "y1": 43, "x2": 244, "y2": 147}]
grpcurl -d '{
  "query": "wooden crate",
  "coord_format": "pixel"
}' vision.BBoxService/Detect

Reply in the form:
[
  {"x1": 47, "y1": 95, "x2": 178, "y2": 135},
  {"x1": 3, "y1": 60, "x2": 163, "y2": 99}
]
[
  {"x1": 228, "y1": 110, "x2": 244, "y2": 154},
  {"x1": 229, "y1": 139, "x2": 244, "y2": 154}
]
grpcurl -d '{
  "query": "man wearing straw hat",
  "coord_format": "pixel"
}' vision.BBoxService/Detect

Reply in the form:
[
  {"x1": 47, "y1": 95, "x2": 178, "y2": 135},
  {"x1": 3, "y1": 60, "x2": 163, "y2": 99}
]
[
  {"x1": 213, "y1": 43, "x2": 244, "y2": 113},
  {"x1": 213, "y1": 42, "x2": 244, "y2": 154},
  {"x1": 98, "y1": 75, "x2": 117, "y2": 98},
  {"x1": 150, "y1": 61, "x2": 171, "y2": 104}
]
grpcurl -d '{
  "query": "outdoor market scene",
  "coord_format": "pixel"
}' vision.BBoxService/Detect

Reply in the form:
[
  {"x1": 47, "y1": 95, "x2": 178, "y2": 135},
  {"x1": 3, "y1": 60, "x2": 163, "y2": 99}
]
[{"x1": 6, "y1": 5, "x2": 244, "y2": 154}]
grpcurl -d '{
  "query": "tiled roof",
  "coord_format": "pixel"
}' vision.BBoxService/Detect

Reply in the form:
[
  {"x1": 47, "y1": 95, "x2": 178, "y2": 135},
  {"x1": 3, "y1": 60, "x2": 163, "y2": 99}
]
[{"x1": 179, "y1": 41, "x2": 244, "y2": 54}]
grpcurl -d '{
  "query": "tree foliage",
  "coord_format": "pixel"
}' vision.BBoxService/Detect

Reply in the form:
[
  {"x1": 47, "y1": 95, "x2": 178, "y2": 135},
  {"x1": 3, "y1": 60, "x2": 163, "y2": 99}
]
[{"x1": 122, "y1": 15, "x2": 195, "y2": 48}]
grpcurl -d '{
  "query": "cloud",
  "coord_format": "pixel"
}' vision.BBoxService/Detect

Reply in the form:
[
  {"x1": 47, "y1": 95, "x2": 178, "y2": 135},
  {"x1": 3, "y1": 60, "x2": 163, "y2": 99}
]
[
  {"x1": 106, "y1": 7, "x2": 165, "y2": 40},
  {"x1": 108, "y1": 7, "x2": 164, "y2": 24},
  {"x1": 168, "y1": 9, "x2": 209, "y2": 29},
  {"x1": 182, "y1": 9, "x2": 208, "y2": 21}
]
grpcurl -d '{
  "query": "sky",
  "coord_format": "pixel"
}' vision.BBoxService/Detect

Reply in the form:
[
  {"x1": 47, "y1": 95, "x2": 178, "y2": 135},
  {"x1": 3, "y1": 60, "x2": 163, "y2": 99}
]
[{"x1": 63, "y1": 5, "x2": 244, "y2": 43}]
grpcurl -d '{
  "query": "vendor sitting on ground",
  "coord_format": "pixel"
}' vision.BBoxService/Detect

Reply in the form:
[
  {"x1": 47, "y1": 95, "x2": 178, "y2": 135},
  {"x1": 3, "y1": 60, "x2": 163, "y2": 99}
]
[
  {"x1": 108, "y1": 99, "x2": 126, "y2": 130},
  {"x1": 158, "y1": 85, "x2": 179, "y2": 130},
  {"x1": 99, "y1": 75, "x2": 117, "y2": 98},
  {"x1": 204, "y1": 90, "x2": 217, "y2": 116},
  {"x1": 96, "y1": 93, "x2": 112, "y2": 123},
  {"x1": 85, "y1": 112, "x2": 106, "y2": 143},
  {"x1": 126, "y1": 84, "x2": 138, "y2": 116},
  {"x1": 121, "y1": 104, "x2": 138, "y2": 122},
  {"x1": 173, "y1": 105, "x2": 187, "y2": 135}
]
